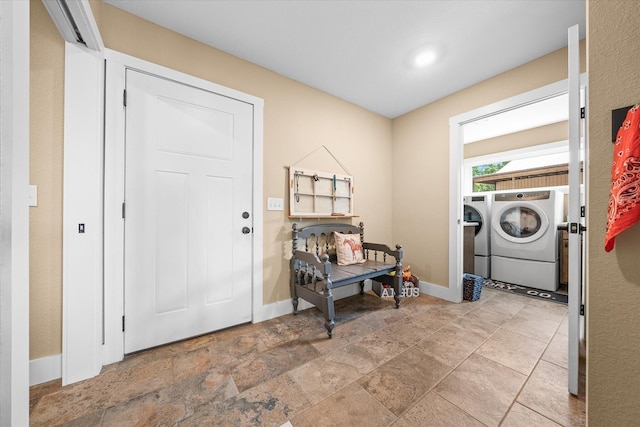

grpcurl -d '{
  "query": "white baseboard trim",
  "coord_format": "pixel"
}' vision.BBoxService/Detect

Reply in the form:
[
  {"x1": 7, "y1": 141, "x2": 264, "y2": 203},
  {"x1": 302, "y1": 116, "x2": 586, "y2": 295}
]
[
  {"x1": 419, "y1": 280, "x2": 457, "y2": 302},
  {"x1": 30, "y1": 354, "x2": 62, "y2": 386},
  {"x1": 253, "y1": 297, "x2": 311, "y2": 323}
]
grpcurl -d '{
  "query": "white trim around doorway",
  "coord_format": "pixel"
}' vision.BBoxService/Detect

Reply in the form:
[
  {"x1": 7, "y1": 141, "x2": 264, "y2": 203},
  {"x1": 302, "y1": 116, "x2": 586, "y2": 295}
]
[
  {"x1": 448, "y1": 79, "x2": 571, "y2": 303},
  {"x1": 0, "y1": 1, "x2": 30, "y2": 422}
]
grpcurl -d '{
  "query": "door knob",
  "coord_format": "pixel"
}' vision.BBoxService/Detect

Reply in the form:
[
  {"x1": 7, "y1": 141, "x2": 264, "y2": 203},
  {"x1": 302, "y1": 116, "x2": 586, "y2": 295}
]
[
  {"x1": 242, "y1": 226, "x2": 251, "y2": 234},
  {"x1": 242, "y1": 211, "x2": 250, "y2": 219}
]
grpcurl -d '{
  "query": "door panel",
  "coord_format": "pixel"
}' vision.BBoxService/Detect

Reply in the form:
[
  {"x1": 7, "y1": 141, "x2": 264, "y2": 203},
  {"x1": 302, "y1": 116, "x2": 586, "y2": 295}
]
[
  {"x1": 154, "y1": 170, "x2": 189, "y2": 314},
  {"x1": 567, "y1": 24, "x2": 585, "y2": 396},
  {"x1": 124, "y1": 69, "x2": 253, "y2": 354}
]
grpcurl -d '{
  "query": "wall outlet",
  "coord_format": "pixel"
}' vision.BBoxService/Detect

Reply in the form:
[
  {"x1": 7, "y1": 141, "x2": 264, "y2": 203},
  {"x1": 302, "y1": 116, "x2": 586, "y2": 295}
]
[{"x1": 267, "y1": 197, "x2": 284, "y2": 211}]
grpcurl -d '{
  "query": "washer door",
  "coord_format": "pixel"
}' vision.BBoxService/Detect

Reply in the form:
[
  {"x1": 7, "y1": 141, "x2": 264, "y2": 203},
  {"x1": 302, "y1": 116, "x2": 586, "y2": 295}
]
[
  {"x1": 493, "y1": 202, "x2": 549, "y2": 243},
  {"x1": 463, "y1": 204, "x2": 484, "y2": 236}
]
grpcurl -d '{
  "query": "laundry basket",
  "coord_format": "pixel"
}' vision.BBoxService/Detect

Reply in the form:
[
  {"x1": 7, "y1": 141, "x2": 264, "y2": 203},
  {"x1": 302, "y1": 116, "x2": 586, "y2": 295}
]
[{"x1": 463, "y1": 273, "x2": 484, "y2": 301}]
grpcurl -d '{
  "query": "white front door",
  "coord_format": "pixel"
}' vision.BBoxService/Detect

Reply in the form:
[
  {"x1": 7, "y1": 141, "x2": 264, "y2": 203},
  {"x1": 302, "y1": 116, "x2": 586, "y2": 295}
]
[{"x1": 123, "y1": 69, "x2": 253, "y2": 353}]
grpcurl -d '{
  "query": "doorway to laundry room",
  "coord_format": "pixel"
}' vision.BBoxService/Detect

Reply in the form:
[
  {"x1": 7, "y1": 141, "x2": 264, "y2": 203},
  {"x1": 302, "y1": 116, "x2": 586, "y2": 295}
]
[{"x1": 449, "y1": 31, "x2": 587, "y2": 395}]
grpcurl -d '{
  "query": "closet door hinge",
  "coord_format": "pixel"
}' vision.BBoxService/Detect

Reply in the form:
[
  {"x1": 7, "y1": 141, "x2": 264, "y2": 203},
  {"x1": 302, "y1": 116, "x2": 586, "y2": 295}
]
[
  {"x1": 123, "y1": 89, "x2": 127, "y2": 107},
  {"x1": 580, "y1": 107, "x2": 585, "y2": 119},
  {"x1": 580, "y1": 304, "x2": 585, "y2": 316},
  {"x1": 122, "y1": 315, "x2": 125, "y2": 332},
  {"x1": 122, "y1": 202, "x2": 126, "y2": 219}
]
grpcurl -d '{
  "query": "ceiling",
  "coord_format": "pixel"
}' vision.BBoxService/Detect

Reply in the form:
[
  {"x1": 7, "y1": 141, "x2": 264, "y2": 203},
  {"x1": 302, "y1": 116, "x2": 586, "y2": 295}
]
[{"x1": 103, "y1": 0, "x2": 585, "y2": 119}]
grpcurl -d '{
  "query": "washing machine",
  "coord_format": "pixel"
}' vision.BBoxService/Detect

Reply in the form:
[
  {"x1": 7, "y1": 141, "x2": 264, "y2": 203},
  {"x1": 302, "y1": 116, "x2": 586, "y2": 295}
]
[
  {"x1": 463, "y1": 193, "x2": 491, "y2": 278},
  {"x1": 491, "y1": 189, "x2": 563, "y2": 291}
]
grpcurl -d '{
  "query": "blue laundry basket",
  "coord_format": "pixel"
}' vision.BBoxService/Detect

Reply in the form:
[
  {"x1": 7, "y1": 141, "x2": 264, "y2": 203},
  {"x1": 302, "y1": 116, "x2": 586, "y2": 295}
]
[{"x1": 463, "y1": 273, "x2": 484, "y2": 301}]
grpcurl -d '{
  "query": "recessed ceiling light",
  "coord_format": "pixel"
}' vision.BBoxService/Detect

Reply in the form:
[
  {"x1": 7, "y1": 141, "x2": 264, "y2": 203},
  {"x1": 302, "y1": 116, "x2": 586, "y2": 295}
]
[
  {"x1": 406, "y1": 44, "x2": 441, "y2": 69},
  {"x1": 413, "y1": 49, "x2": 438, "y2": 68}
]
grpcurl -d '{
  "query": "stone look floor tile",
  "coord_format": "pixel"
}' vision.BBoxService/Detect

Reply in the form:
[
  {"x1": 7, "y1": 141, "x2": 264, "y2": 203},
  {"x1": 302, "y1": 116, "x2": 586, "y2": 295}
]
[
  {"x1": 286, "y1": 354, "x2": 363, "y2": 405},
  {"x1": 323, "y1": 339, "x2": 387, "y2": 375},
  {"x1": 101, "y1": 391, "x2": 189, "y2": 426},
  {"x1": 475, "y1": 328, "x2": 548, "y2": 375},
  {"x1": 475, "y1": 296, "x2": 527, "y2": 318},
  {"x1": 30, "y1": 357, "x2": 174, "y2": 426},
  {"x1": 29, "y1": 292, "x2": 585, "y2": 426},
  {"x1": 452, "y1": 311, "x2": 502, "y2": 337},
  {"x1": 257, "y1": 317, "x2": 305, "y2": 348},
  {"x1": 464, "y1": 303, "x2": 512, "y2": 327},
  {"x1": 435, "y1": 354, "x2": 527, "y2": 426},
  {"x1": 407, "y1": 306, "x2": 460, "y2": 329},
  {"x1": 57, "y1": 410, "x2": 106, "y2": 427},
  {"x1": 517, "y1": 360, "x2": 586, "y2": 426},
  {"x1": 172, "y1": 347, "x2": 216, "y2": 382},
  {"x1": 384, "y1": 315, "x2": 441, "y2": 347},
  {"x1": 29, "y1": 379, "x2": 62, "y2": 412},
  {"x1": 416, "y1": 322, "x2": 487, "y2": 368},
  {"x1": 358, "y1": 346, "x2": 452, "y2": 416},
  {"x1": 430, "y1": 299, "x2": 478, "y2": 317},
  {"x1": 102, "y1": 365, "x2": 238, "y2": 426},
  {"x1": 169, "y1": 366, "x2": 239, "y2": 409},
  {"x1": 557, "y1": 313, "x2": 569, "y2": 336},
  {"x1": 541, "y1": 331, "x2": 569, "y2": 369},
  {"x1": 501, "y1": 402, "x2": 562, "y2": 426},
  {"x1": 180, "y1": 373, "x2": 312, "y2": 427},
  {"x1": 517, "y1": 303, "x2": 567, "y2": 323},
  {"x1": 308, "y1": 313, "x2": 388, "y2": 355},
  {"x1": 228, "y1": 339, "x2": 320, "y2": 392},
  {"x1": 347, "y1": 324, "x2": 413, "y2": 365},
  {"x1": 393, "y1": 390, "x2": 485, "y2": 427},
  {"x1": 502, "y1": 309, "x2": 562, "y2": 343},
  {"x1": 289, "y1": 382, "x2": 396, "y2": 427}
]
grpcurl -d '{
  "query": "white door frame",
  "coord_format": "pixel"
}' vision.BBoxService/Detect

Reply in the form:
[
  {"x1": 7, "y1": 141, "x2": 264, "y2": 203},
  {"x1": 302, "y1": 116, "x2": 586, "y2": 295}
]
[
  {"x1": 102, "y1": 49, "x2": 264, "y2": 365},
  {"x1": 0, "y1": 1, "x2": 30, "y2": 423}
]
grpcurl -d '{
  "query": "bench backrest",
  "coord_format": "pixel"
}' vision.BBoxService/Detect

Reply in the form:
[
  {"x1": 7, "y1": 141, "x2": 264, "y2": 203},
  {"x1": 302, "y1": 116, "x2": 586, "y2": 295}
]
[{"x1": 292, "y1": 222, "x2": 364, "y2": 263}]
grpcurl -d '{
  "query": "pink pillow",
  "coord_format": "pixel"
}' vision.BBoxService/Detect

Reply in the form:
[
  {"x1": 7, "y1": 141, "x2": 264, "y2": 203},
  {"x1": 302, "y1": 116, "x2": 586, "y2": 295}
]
[{"x1": 333, "y1": 232, "x2": 365, "y2": 266}]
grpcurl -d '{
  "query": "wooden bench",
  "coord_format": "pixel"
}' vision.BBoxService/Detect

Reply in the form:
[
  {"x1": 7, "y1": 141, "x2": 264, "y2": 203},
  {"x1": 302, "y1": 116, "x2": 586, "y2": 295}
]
[{"x1": 290, "y1": 222, "x2": 403, "y2": 338}]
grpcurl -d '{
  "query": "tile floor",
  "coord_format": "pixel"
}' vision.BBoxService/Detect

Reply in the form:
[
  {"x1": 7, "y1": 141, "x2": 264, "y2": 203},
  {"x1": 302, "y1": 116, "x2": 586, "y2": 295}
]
[{"x1": 29, "y1": 287, "x2": 586, "y2": 426}]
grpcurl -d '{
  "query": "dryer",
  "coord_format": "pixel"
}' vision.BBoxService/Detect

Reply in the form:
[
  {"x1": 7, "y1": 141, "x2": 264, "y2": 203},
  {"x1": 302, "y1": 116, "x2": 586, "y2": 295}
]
[
  {"x1": 463, "y1": 193, "x2": 491, "y2": 278},
  {"x1": 491, "y1": 189, "x2": 563, "y2": 291}
]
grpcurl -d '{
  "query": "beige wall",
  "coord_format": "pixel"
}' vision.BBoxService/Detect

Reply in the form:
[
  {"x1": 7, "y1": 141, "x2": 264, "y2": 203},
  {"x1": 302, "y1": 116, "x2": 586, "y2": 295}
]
[
  {"x1": 30, "y1": 1, "x2": 65, "y2": 359},
  {"x1": 587, "y1": 0, "x2": 640, "y2": 423},
  {"x1": 392, "y1": 44, "x2": 585, "y2": 288}
]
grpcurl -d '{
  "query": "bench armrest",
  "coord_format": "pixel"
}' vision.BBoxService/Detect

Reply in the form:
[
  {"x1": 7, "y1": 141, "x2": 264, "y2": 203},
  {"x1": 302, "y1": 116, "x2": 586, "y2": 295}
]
[
  {"x1": 362, "y1": 242, "x2": 403, "y2": 262},
  {"x1": 292, "y1": 250, "x2": 332, "y2": 276}
]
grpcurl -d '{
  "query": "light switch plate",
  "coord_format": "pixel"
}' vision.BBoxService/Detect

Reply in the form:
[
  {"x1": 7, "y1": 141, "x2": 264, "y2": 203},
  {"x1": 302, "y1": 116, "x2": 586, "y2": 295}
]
[
  {"x1": 29, "y1": 185, "x2": 38, "y2": 207},
  {"x1": 267, "y1": 197, "x2": 284, "y2": 211}
]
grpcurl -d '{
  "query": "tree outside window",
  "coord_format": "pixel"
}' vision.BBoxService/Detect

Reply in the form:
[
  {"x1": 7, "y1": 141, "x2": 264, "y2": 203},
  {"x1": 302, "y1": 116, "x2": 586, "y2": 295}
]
[{"x1": 472, "y1": 161, "x2": 509, "y2": 192}]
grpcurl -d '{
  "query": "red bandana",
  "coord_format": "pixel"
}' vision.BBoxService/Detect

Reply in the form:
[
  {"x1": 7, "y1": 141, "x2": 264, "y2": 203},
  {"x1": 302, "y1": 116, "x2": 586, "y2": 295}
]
[{"x1": 605, "y1": 105, "x2": 640, "y2": 252}]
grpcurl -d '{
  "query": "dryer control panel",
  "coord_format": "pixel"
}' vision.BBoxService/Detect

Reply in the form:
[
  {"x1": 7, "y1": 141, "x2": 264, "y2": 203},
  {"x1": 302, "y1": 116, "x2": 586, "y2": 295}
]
[{"x1": 494, "y1": 191, "x2": 550, "y2": 202}]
